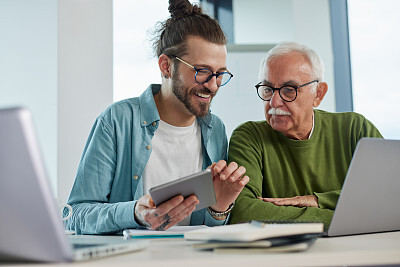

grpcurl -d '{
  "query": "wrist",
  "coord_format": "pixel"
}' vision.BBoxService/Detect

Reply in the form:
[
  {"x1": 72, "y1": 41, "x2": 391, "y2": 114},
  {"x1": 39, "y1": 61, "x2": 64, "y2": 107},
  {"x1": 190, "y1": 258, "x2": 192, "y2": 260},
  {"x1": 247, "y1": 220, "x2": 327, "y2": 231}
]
[
  {"x1": 207, "y1": 203, "x2": 234, "y2": 220},
  {"x1": 134, "y1": 202, "x2": 150, "y2": 228},
  {"x1": 210, "y1": 203, "x2": 230, "y2": 213}
]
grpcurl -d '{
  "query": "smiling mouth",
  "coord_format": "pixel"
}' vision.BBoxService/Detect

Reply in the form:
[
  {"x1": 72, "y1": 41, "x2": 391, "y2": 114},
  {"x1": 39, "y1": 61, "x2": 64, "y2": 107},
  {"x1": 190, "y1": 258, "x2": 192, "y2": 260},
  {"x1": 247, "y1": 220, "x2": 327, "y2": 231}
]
[{"x1": 195, "y1": 92, "x2": 211, "y2": 99}]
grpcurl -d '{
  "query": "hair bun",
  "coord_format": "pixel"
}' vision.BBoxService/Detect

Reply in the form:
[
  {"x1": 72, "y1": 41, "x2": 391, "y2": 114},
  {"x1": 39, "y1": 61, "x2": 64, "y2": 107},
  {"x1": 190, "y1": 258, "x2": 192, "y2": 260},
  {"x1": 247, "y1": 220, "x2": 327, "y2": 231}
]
[{"x1": 169, "y1": 0, "x2": 202, "y2": 19}]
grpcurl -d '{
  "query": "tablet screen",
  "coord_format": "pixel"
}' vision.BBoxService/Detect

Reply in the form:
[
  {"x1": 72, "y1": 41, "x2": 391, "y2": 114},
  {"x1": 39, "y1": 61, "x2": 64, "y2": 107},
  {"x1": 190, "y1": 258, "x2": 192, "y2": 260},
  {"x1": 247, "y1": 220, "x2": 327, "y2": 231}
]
[{"x1": 149, "y1": 169, "x2": 216, "y2": 211}]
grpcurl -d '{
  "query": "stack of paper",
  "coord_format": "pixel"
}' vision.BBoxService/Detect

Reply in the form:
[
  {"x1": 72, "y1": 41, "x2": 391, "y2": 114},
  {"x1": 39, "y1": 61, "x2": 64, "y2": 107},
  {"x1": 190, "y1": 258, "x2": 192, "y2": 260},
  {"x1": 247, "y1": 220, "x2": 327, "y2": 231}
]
[{"x1": 184, "y1": 221, "x2": 324, "y2": 253}]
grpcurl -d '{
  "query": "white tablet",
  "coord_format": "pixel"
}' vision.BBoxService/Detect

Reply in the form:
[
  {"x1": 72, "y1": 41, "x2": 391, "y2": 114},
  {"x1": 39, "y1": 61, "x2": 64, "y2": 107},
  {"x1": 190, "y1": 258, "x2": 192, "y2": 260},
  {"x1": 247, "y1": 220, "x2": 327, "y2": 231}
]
[{"x1": 149, "y1": 169, "x2": 216, "y2": 211}]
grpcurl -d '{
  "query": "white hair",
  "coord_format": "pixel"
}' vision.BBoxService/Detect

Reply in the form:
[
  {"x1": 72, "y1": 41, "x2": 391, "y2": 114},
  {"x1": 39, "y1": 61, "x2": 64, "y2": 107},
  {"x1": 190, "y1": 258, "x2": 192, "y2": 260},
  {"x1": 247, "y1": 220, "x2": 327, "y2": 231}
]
[{"x1": 258, "y1": 42, "x2": 324, "y2": 93}]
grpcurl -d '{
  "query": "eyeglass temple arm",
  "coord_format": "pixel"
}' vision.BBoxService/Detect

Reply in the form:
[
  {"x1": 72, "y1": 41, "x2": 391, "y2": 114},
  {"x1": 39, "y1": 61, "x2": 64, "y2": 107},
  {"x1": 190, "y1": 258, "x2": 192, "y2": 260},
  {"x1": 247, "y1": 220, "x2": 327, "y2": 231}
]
[{"x1": 174, "y1": 56, "x2": 196, "y2": 69}]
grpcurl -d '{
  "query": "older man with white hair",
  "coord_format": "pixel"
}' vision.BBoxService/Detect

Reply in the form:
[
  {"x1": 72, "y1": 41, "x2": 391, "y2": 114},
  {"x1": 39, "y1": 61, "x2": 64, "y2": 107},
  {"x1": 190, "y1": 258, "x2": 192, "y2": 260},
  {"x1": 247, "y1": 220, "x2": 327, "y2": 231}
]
[{"x1": 228, "y1": 41, "x2": 382, "y2": 227}]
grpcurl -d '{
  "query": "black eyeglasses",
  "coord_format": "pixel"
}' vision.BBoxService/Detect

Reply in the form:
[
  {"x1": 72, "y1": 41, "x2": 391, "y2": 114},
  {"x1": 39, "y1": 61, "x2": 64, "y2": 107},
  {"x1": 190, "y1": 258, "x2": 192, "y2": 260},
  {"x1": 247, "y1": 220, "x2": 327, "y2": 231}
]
[
  {"x1": 170, "y1": 55, "x2": 233, "y2": 87},
  {"x1": 255, "y1": 80, "x2": 319, "y2": 102}
]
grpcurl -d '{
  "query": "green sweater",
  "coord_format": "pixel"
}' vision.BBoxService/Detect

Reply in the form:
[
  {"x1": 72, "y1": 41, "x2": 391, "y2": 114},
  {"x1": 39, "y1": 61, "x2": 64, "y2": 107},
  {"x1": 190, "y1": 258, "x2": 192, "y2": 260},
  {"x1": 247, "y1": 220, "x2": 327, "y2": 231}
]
[{"x1": 228, "y1": 110, "x2": 382, "y2": 227}]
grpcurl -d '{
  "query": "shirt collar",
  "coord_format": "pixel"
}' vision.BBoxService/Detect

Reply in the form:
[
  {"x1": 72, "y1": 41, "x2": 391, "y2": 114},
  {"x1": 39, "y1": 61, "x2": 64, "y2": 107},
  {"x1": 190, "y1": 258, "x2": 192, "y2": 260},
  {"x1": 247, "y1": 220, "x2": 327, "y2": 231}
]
[
  {"x1": 197, "y1": 110, "x2": 213, "y2": 128},
  {"x1": 138, "y1": 84, "x2": 161, "y2": 128}
]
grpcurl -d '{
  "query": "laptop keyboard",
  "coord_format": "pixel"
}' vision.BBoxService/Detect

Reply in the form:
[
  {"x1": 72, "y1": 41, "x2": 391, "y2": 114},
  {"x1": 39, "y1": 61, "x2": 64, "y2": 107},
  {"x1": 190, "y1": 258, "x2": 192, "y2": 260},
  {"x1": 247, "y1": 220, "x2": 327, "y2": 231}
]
[{"x1": 73, "y1": 243, "x2": 103, "y2": 249}]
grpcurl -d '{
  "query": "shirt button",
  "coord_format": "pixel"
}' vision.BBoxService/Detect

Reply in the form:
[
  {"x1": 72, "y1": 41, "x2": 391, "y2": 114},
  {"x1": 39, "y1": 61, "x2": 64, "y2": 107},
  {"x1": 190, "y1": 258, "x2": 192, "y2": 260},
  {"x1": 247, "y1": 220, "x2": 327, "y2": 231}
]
[
  {"x1": 152, "y1": 121, "x2": 157, "y2": 127},
  {"x1": 146, "y1": 145, "x2": 151, "y2": 150},
  {"x1": 142, "y1": 121, "x2": 147, "y2": 125},
  {"x1": 133, "y1": 175, "x2": 138, "y2": 180}
]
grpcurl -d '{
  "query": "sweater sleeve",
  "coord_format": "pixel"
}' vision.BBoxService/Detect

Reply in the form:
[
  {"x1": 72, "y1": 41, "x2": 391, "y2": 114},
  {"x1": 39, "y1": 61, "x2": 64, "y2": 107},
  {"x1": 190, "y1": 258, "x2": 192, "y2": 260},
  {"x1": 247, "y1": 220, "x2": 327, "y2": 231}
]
[
  {"x1": 228, "y1": 122, "x2": 334, "y2": 228},
  {"x1": 65, "y1": 117, "x2": 142, "y2": 234},
  {"x1": 314, "y1": 190, "x2": 340, "y2": 210},
  {"x1": 359, "y1": 116, "x2": 383, "y2": 139}
]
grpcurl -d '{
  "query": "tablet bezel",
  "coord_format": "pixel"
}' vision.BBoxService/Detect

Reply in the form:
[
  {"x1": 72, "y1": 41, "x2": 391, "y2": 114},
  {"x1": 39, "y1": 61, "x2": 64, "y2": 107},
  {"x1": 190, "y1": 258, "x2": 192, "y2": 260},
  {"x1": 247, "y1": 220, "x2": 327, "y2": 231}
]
[{"x1": 149, "y1": 169, "x2": 216, "y2": 211}]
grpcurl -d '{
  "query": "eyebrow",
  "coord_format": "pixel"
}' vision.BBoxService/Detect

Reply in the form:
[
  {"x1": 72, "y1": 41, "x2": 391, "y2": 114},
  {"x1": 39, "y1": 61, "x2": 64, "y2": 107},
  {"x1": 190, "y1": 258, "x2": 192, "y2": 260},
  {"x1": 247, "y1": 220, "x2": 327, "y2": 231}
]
[{"x1": 262, "y1": 80, "x2": 299, "y2": 87}]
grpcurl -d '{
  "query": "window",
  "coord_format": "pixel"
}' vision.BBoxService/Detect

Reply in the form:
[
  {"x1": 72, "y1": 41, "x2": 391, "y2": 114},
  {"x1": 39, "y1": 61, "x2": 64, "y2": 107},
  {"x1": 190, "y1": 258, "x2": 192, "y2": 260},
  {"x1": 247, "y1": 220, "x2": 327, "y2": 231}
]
[
  {"x1": 113, "y1": 0, "x2": 169, "y2": 101},
  {"x1": 348, "y1": 0, "x2": 400, "y2": 139}
]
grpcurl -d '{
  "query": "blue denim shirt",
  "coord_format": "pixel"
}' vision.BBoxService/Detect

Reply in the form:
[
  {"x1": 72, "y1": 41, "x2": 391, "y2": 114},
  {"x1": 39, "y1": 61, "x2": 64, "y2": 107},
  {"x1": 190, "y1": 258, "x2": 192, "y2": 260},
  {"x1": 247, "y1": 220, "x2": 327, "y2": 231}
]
[{"x1": 65, "y1": 84, "x2": 229, "y2": 234}]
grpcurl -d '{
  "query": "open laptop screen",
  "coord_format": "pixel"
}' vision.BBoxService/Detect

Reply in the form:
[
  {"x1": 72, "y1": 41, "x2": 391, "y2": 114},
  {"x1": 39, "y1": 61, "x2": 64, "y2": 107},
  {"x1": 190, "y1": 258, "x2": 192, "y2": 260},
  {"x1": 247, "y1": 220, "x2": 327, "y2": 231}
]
[
  {"x1": 0, "y1": 107, "x2": 73, "y2": 261},
  {"x1": 327, "y1": 138, "x2": 400, "y2": 237},
  {"x1": 0, "y1": 107, "x2": 148, "y2": 262}
]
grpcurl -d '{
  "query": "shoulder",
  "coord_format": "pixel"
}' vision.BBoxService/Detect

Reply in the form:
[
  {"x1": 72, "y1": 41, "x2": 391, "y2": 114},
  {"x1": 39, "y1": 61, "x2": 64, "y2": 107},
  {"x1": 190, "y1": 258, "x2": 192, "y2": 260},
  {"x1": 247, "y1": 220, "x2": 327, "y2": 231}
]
[
  {"x1": 99, "y1": 98, "x2": 139, "y2": 123},
  {"x1": 315, "y1": 109, "x2": 382, "y2": 139},
  {"x1": 316, "y1": 109, "x2": 372, "y2": 127},
  {"x1": 316, "y1": 109, "x2": 365, "y2": 120},
  {"x1": 232, "y1": 120, "x2": 269, "y2": 137},
  {"x1": 94, "y1": 98, "x2": 141, "y2": 135},
  {"x1": 230, "y1": 120, "x2": 271, "y2": 146}
]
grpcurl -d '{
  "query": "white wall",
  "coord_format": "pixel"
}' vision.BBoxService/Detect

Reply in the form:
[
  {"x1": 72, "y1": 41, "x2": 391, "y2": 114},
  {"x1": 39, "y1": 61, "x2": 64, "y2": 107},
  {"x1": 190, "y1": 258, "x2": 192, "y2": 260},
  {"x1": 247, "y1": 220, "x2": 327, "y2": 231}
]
[
  {"x1": 233, "y1": 0, "x2": 295, "y2": 43},
  {"x1": 0, "y1": 0, "x2": 113, "y2": 204},
  {"x1": 113, "y1": 0, "x2": 167, "y2": 101},
  {"x1": 292, "y1": 0, "x2": 335, "y2": 112},
  {"x1": 58, "y1": 0, "x2": 113, "y2": 204},
  {"x1": 0, "y1": 0, "x2": 58, "y2": 192}
]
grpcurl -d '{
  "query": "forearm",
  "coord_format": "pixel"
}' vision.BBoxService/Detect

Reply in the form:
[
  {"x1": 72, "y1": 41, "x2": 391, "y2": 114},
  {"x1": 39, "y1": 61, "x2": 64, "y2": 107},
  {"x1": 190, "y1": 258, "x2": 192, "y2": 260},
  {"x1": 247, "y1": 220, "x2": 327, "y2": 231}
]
[
  {"x1": 65, "y1": 201, "x2": 139, "y2": 234},
  {"x1": 230, "y1": 195, "x2": 334, "y2": 228}
]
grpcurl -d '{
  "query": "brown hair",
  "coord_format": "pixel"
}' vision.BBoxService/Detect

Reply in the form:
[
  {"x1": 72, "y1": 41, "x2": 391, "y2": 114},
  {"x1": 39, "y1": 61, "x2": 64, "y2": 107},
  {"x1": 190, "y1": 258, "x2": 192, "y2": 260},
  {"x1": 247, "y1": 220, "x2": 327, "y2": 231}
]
[{"x1": 152, "y1": 0, "x2": 227, "y2": 58}]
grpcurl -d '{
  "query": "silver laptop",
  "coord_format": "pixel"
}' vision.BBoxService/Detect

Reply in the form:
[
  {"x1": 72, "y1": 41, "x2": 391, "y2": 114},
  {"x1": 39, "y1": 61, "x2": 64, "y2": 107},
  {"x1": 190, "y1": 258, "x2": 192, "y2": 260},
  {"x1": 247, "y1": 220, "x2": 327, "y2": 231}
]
[
  {"x1": 0, "y1": 107, "x2": 148, "y2": 262},
  {"x1": 326, "y1": 137, "x2": 400, "y2": 237}
]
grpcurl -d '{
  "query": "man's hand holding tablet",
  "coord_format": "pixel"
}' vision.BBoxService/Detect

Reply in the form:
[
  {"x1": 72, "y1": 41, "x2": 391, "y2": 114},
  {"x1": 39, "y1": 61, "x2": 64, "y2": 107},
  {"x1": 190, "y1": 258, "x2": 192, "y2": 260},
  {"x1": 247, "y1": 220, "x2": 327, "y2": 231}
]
[
  {"x1": 133, "y1": 160, "x2": 249, "y2": 231},
  {"x1": 149, "y1": 169, "x2": 216, "y2": 211}
]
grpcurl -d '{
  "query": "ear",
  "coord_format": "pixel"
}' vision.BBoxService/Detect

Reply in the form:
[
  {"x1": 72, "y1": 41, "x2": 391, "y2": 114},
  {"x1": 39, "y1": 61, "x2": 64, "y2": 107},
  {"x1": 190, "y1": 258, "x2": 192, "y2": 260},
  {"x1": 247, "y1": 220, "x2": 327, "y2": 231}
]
[
  {"x1": 158, "y1": 54, "x2": 172, "y2": 78},
  {"x1": 313, "y1": 82, "x2": 328, "y2": 107}
]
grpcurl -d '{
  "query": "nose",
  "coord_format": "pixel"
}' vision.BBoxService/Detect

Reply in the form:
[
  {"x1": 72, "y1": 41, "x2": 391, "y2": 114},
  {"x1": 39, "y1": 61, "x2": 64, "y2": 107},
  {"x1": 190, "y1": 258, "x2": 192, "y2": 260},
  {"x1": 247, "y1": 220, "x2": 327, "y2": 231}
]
[
  {"x1": 269, "y1": 90, "x2": 283, "y2": 108},
  {"x1": 203, "y1": 75, "x2": 219, "y2": 93}
]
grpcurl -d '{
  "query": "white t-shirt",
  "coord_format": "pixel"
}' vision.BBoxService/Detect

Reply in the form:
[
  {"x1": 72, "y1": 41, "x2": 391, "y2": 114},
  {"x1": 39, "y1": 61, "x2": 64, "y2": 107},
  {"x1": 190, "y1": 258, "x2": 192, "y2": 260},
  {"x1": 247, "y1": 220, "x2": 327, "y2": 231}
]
[
  {"x1": 143, "y1": 119, "x2": 203, "y2": 225},
  {"x1": 308, "y1": 111, "x2": 315, "y2": 139}
]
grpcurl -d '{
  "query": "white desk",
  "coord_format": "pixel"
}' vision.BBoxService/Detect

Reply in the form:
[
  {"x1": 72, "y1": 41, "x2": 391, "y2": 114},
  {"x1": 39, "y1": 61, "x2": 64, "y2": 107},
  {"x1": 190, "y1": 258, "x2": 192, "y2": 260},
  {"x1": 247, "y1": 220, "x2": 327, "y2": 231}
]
[{"x1": 7, "y1": 231, "x2": 400, "y2": 267}]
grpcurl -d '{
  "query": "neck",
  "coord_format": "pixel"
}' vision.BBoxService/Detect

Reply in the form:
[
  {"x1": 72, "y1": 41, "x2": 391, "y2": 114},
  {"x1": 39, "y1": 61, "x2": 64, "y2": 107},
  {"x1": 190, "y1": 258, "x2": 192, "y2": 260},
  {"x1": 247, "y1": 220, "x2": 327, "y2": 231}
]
[
  {"x1": 287, "y1": 128, "x2": 312, "y2": 140},
  {"x1": 154, "y1": 86, "x2": 196, "y2": 127},
  {"x1": 285, "y1": 113, "x2": 314, "y2": 140}
]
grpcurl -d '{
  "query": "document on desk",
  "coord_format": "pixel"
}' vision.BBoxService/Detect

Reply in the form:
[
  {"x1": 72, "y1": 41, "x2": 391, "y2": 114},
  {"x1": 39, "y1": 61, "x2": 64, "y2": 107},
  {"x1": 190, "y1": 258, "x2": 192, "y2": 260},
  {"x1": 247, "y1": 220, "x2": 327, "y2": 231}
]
[
  {"x1": 192, "y1": 237, "x2": 317, "y2": 253},
  {"x1": 185, "y1": 221, "x2": 324, "y2": 242},
  {"x1": 123, "y1": 225, "x2": 209, "y2": 239},
  {"x1": 185, "y1": 221, "x2": 323, "y2": 253}
]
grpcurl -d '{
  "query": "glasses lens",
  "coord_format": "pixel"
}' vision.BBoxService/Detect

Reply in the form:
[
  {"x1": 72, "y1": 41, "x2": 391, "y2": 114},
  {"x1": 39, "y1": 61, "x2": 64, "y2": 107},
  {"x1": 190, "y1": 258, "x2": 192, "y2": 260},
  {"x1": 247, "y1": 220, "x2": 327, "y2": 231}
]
[
  {"x1": 195, "y1": 69, "x2": 213, "y2": 83},
  {"x1": 280, "y1": 87, "x2": 297, "y2": 101},
  {"x1": 195, "y1": 70, "x2": 232, "y2": 86},
  {"x1": 219, "y1": 72, "x2": 232, "y2": 86},
  {"x1": 257, "y1": 86, "x2": 273, "y2": 100}
]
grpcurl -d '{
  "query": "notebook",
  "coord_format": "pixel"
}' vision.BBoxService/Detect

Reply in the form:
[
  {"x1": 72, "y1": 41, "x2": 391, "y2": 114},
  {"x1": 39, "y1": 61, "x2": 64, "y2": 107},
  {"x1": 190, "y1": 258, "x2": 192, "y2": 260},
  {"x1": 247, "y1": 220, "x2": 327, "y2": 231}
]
[
  {"x1": 184, "y1": 221, "x2": 323, "y2": 253},
  {"x1": 191, "y1": 235, "x2": 318, "y2": 253},
  {"x1": 184, "y1": 221, "x2": 324, "y2": 242},
  {"x1": 0, "y1": 107, "x2": 148, "y2": 262},
  {"x1": 326, "y1": 137, "x2": 400, "y2": 237}
]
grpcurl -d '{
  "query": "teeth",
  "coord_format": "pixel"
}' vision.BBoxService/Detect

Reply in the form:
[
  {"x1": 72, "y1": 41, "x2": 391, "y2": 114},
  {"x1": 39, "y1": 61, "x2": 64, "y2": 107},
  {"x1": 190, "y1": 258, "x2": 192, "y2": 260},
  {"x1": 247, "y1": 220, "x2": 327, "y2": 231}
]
[{"x1": 196, "y1": 93, "x2": 210, "y2": 98}]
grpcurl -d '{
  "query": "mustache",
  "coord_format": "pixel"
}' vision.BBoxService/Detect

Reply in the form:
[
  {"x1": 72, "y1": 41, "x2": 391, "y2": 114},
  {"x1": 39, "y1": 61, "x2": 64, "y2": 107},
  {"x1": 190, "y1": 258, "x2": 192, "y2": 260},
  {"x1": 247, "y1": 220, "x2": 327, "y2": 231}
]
[{"x1": 268, "y1": 107, "x2": 292, "y2": 116}]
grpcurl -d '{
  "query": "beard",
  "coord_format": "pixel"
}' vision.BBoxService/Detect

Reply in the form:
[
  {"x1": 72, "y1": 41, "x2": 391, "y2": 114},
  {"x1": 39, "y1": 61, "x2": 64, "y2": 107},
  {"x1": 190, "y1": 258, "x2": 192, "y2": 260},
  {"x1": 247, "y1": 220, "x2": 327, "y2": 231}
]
[{"x1": 171, "y1": 71, "x2": 215, "y2": 118}]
